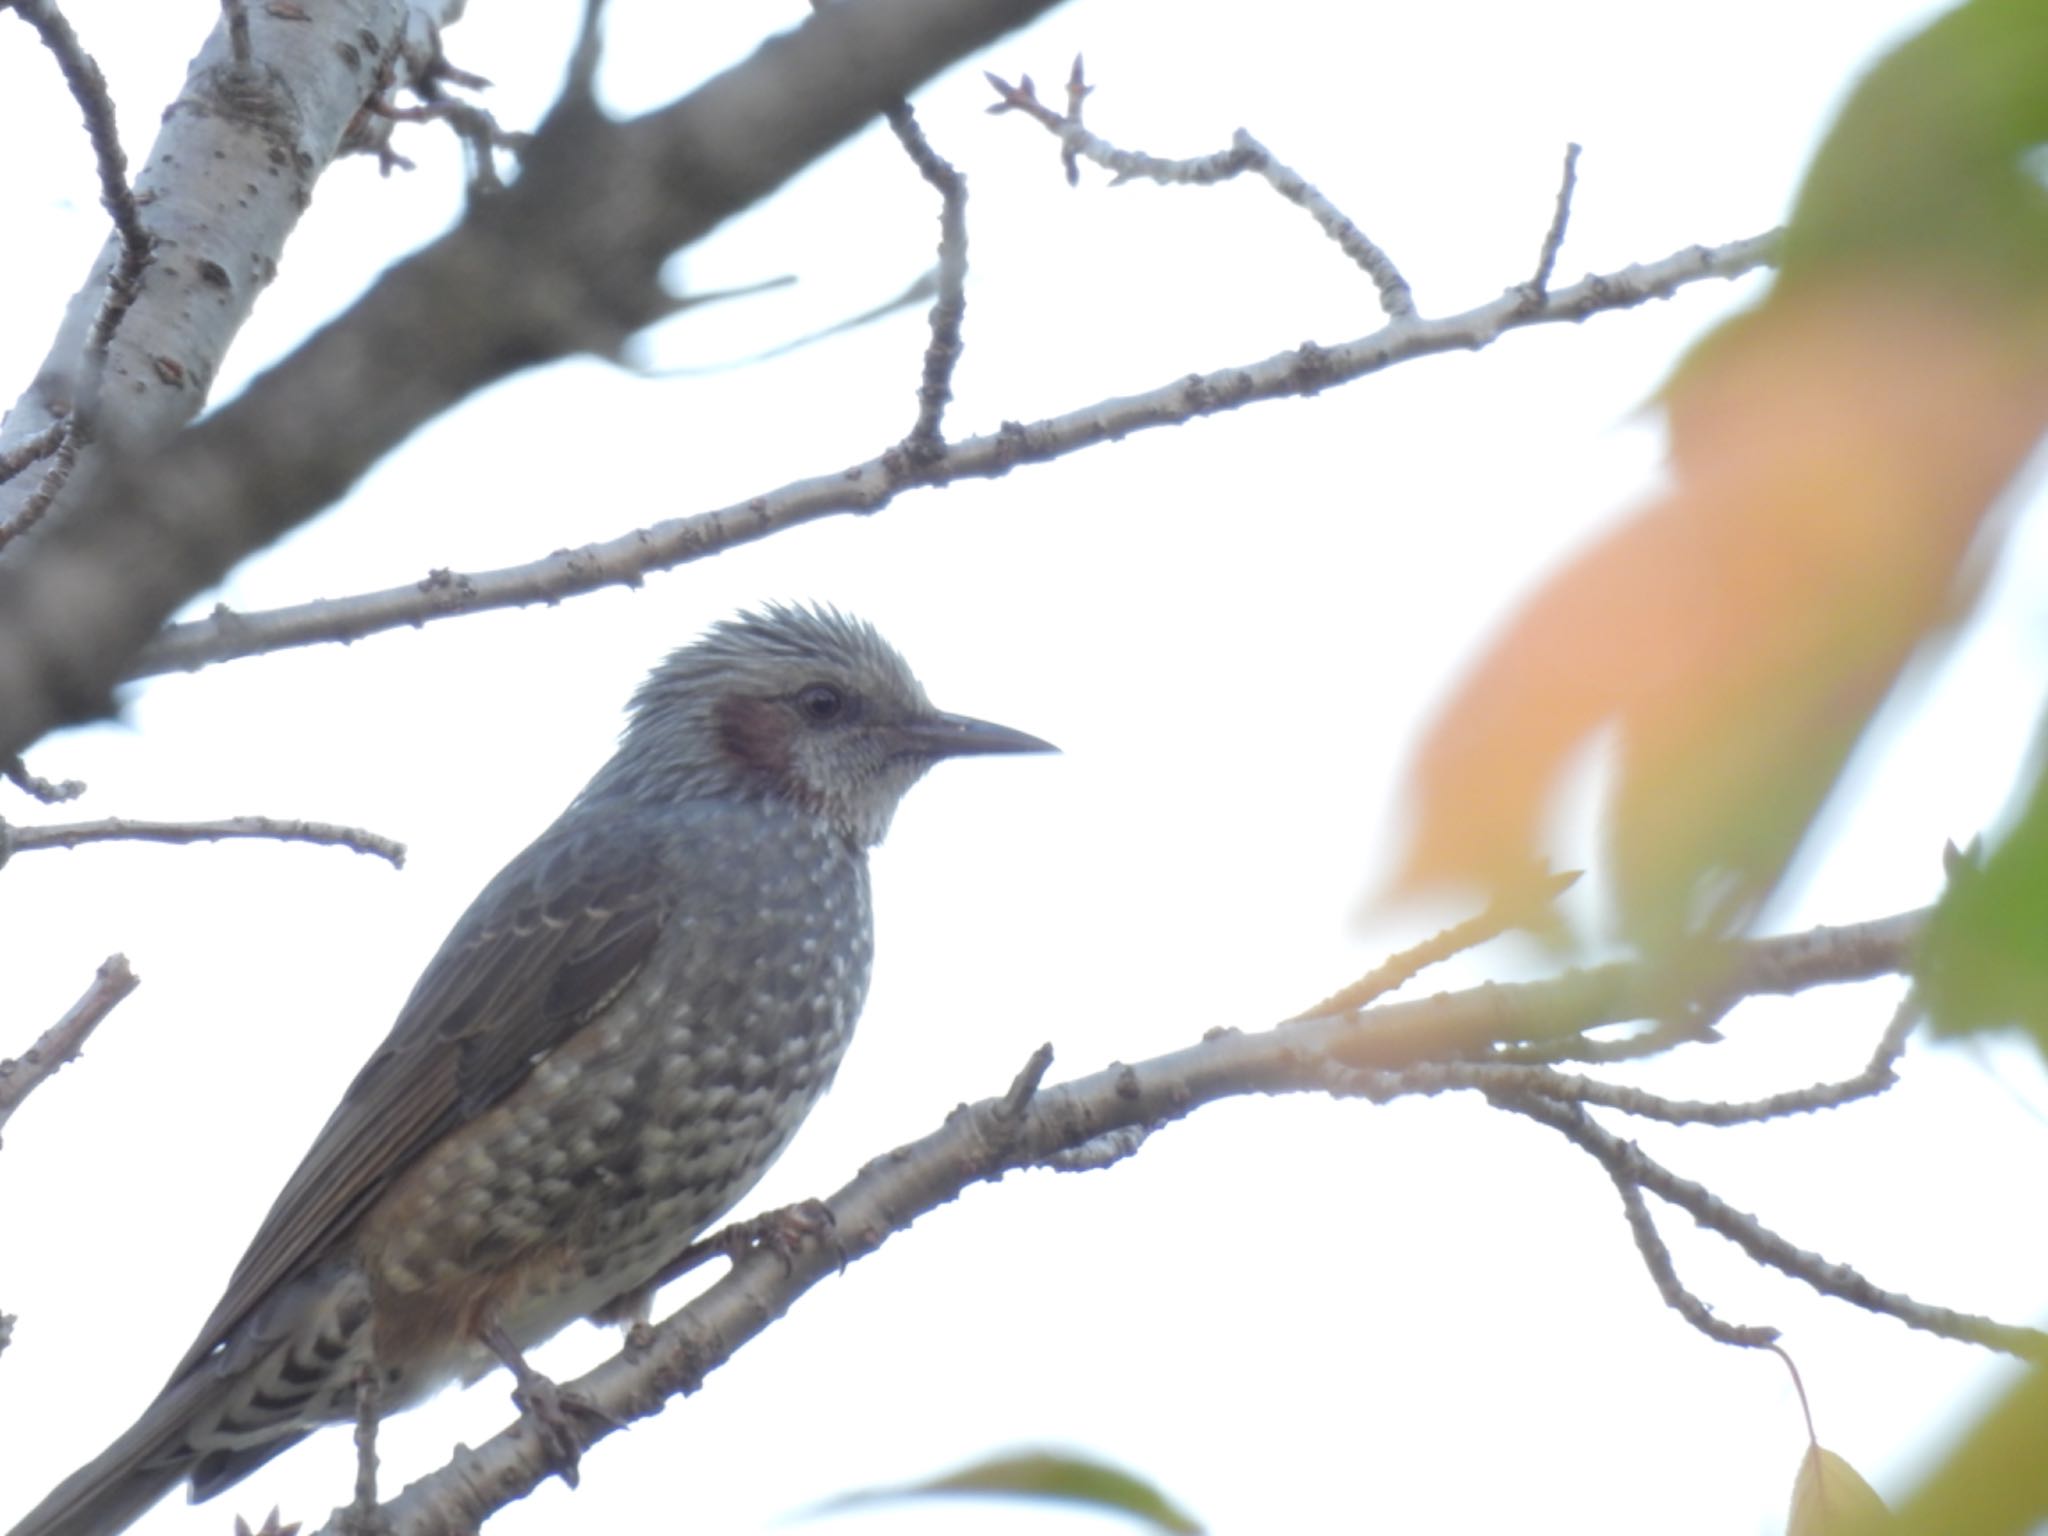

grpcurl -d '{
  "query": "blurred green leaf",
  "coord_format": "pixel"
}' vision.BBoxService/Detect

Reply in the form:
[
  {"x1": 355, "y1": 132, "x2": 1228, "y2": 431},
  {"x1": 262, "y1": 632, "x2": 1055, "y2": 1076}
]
[
  {"x1": 1892, "y1": 1363, "x2": 2048, "y2": 1534},
  {"x1": 809, "y1": 1449, "x2": 1204, "y2": 1534},
  {"x1": 1920, "y1": 747, "x2": 2048, "y2": 1054},
  {"x1": 1778, "y1": 0, "x2": 2048, "y2": 292}
]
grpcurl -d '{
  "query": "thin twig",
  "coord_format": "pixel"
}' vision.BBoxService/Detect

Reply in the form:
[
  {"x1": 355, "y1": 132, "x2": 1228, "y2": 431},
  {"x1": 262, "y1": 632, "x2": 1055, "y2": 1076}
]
[
  {"x1": 1496, "y1": 1084, "x2": 2048, "y2": 1361},
  {"x1": 1606, "y1": 1145, "x2": 1780, "y2": 1348},
  {"x1": 7, "y1": 0, "x2": 154, "y2": 440},
  {"x1": 1059, "y1": 53, "x2": 1091, "y2": 186},
  {"x1": 3, "y1": 754, "x2": 85, "y2": 805},
  {"x1": 1526, "y1": 141, "x2": 1582, "y2": 298},
  {"x1": 1316, "y1": 1036, "x2": 1910, "y2": 1126},
  {"x1": 371, "y1": 97, "x2": 528, "y2": 195},
  {"x1": 1495, "y1": 1012, "x2": 1725, "y2": 1064},
  {"x1": 7, "y1": 814, "x2": 406, "y2": 867},
  {"x1": 0, "y1": 954, "x2": 138, "y2": 1138},
  {"x1": 136, "y1": 229, "x2": 1779, "y2": 680},
  {"x1": 988, "y1": 62, "x2": 1415, "y2": 318},
  {"x1": 1340, "y1": 987, "x2": 1920, "y2": 1125},
  {"x1": 883, "y1": 98, "x2": 968, "y2": 462},
  {"x1": 0, "y1": 420, "x2": 67, "y2": 488},
  {"x1": 642, "y1": 274, "x2": 916, "y2": 378},
  {"x1": 0, "y1": 405, "x2": 79, "y2": 550},
  {"x1": 1289, "y1": 868, "x2": 1579, "y2": 1020}
]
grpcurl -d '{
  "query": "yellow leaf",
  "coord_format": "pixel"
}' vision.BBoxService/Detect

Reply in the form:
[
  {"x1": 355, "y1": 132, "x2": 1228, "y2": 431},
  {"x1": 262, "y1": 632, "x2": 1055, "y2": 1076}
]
[{"x1": 1790, "y1": 1445, "x2": 1891, "y2": 1536}]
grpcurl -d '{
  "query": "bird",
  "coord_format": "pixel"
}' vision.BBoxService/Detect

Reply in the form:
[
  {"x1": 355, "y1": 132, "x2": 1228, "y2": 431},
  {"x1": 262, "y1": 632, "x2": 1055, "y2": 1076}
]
[{"x1": 7, "y1": 604, "x2": 1055, "y2": 1536}]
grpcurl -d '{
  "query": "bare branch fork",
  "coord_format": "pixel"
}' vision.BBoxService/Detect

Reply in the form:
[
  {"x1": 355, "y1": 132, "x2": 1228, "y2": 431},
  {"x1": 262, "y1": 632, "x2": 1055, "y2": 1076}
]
[
  {"x1": 132, "y1": 227, "x2": 1774, "y2": 684},
  {"x1": 307, "y1": 902, "x2": 2025, "y2": 1536},
  {"x1": 125, "y1": 53, "x2": 1774, "y2": 685},
  {"x1": 989, "y1": 58, "x2": 1419, "y2": 317},
  {"x1": 0, "y1": 0, "x2": 1073, "y2": 762},
  {"x1": 0, "y1": 0, "x2": 154, "y2": 543},
  {"x1": 0, "y1": 22, "x2": 1774, "y2": 759}
]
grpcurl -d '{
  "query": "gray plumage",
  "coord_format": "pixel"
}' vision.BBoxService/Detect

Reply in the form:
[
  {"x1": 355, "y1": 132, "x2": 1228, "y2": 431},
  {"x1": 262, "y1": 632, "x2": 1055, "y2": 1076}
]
[{"x1": 7, "y1": 605, "x2": 1053, "y2": 1536}]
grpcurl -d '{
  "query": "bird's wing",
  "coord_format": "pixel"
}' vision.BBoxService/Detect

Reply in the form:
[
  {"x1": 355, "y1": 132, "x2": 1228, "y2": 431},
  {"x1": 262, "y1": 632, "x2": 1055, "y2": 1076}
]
[{"x1": 171, "y1": 800, "x2": 673, "y2": 1382}]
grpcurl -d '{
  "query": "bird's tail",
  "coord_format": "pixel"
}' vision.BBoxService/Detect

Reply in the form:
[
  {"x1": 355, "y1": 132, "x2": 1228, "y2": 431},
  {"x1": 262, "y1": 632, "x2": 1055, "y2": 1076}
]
[{"x1": 5, "y1": 1369, "x2": 223, "y2": 1536}]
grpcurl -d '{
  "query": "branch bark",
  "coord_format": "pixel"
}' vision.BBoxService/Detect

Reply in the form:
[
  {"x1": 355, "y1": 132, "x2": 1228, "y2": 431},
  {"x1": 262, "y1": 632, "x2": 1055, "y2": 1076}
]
[
  {"x1": 0, "y1": 0, "x2": 468, "y2": 520},
  {"x1": 308, "y1": 903, "x2": 1930, "y2": 1536},
  {"x1": 0, "y1": 0, "x2": 1068, "y2": 764},
  {"x1": 133, "y1": 229, "x2": 1777, "y2": 681},
  {"x1": 0, "y1": 954, "x2": 138, "y2": 1142},
  {"x1": 3, "y1": 814, "x2": 405, "y2": 866}
]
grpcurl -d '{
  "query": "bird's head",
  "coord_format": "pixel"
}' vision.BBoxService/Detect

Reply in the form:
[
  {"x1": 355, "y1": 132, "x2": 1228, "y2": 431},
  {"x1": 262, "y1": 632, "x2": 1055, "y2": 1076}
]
[{"x1": 596, "y1": 604, "x2": 1055, "y2": 846}]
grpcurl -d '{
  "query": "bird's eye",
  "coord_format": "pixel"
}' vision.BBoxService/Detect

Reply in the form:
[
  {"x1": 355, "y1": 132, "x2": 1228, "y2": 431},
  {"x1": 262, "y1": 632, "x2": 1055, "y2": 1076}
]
[{"x1": 796, "y1": 683, "x2": 846, "y2": 723}]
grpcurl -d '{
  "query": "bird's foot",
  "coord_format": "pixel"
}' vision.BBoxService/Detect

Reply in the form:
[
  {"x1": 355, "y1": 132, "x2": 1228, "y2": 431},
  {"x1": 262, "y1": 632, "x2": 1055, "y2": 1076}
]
[
  {"x1": 618, "y1": 1198, "x2": 844, "y2": 1307},
  {"x1": 728, "y1": 1197, "x2": 838, "y2": 1273},
  {"x1": 481, "y1": 1325, "x2": 621, "y2": 1489}
]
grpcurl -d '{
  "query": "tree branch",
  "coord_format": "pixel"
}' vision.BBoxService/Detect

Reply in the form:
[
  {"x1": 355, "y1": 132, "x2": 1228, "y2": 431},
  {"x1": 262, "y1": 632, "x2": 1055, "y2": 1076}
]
[
  {"x1": 4, "y1": 814, "x2": 405, "y2": 867},
  {"x1": 0, "y1": 954, "x2": 138, "y2": 1142},
  {"x1": 135, "y1": 229, "x2": 1777, "y2": 682},
  {"x1": 988, "y1": 59, "x2": 1417, "y2": 317},
  {"x1": 308, "y1": 903, "x2": 1941, "y2": 1535},
  {"x1": 0, "y1": 0, "x2": 472, "y2": 541},
  {"x1": 0, "y1": 0, "x2": 1070, "y2": 763},
  {"x1": 1495, "y1": 1081, "x2": 2047, "y2": 1360},
  {"x1": 1526, "y1": 141, "x2": 1582, "y2": 297}
]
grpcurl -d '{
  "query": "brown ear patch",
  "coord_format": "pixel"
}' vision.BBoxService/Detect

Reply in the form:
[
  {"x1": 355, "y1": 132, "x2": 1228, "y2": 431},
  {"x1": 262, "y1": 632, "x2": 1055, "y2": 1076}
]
[{"x1": 714, "y1": 693, "x2": 795, "y2": 784}]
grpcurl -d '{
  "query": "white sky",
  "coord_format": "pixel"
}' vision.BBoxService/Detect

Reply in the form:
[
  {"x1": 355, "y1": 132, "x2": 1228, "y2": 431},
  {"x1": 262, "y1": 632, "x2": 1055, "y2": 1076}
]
[{"x1": 5, "y1": 3, "x2": 2047, "y2": 1534}]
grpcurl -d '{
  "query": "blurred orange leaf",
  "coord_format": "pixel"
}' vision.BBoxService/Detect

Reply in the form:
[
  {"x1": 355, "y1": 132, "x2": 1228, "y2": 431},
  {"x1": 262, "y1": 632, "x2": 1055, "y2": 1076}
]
[{"x1": 1387, "y1": 0, "x2": 2048, "y2": 955}]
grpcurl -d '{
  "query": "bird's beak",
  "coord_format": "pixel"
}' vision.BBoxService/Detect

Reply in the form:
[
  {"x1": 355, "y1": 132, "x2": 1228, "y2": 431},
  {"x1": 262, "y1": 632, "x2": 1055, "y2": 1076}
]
[{"x1": 903, "y1": 711, "x2": 1059, "y2": 760}]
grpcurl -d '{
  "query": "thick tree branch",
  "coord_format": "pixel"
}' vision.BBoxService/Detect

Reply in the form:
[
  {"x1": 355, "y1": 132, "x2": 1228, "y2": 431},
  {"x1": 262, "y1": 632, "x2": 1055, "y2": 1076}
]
[
  {"x1": 0, "y1": 0, "x2": 469, "y2": 536},
  {"x1": 136, "y1": 229, "x2": 1777, "y2": 682},
  {"x1": 0, "y1": 0, "x2": 1066, "y2": 761},
  {"x1": 308, "y1": 903, "x2": 1933, "y2": 1535}
]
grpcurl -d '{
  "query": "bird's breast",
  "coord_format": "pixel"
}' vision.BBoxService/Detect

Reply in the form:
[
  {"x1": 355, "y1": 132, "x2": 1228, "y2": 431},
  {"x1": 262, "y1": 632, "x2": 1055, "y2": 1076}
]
[{"x1": 359, "y1": 812, "x2": 874, "y2": 1373}]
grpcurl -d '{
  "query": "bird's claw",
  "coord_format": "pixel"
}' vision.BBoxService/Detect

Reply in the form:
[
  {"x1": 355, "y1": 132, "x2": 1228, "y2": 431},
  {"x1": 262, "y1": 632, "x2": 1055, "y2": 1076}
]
[
  {"x1": 733, "y1": 1197, "x2": 838, "y2": 1274},
  {"x1": 509, "y1": 1371, "x2": 618, "y2": 1488},
  {"x1": 484, "y1": 1323, "x2": 619, "y2": 1488}
]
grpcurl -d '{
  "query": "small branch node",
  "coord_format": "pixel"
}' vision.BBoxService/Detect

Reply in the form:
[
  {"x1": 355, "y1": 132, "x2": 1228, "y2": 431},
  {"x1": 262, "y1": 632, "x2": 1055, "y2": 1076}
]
[{"x1": 997, "y1": 1043, "x2": 1056, "y2": 1123}]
